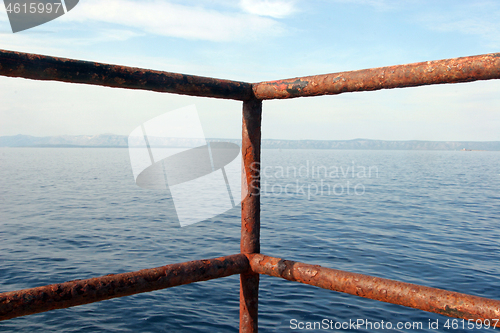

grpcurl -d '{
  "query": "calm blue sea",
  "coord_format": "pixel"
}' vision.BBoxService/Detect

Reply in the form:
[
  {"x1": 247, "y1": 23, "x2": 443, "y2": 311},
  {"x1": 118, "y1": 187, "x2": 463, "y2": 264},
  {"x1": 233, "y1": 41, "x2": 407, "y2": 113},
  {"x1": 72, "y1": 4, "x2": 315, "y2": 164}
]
[{"x1": 1, "y1": 148, "x2": 500, "y2": 332}]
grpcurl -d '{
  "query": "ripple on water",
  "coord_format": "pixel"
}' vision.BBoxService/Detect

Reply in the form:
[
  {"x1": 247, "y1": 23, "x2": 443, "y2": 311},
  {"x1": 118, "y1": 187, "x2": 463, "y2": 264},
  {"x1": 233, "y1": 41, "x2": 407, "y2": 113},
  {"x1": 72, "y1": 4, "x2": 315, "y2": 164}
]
[{"x1": 1, "y1": 148, "x2": 500, "y2": 332}]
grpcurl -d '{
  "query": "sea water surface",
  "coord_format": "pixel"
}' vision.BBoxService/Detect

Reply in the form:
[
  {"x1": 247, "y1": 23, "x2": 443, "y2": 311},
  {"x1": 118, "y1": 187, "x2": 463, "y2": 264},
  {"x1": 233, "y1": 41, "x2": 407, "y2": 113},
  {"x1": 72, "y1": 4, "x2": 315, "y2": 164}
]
[{"x1": 1, "y1": 148, "x2": 499, "y2": 332}]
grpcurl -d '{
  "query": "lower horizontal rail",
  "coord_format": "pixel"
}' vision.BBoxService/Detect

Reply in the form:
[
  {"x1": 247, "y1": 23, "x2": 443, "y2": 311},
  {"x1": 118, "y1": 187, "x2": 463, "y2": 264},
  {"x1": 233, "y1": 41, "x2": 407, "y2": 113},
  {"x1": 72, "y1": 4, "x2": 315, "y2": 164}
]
[
  {"x1": 0, "y1": 254, "x2": 249, "y2": 321},
  {"x1": 248, "y1": 254, "x2": 500, "y2": 326}
]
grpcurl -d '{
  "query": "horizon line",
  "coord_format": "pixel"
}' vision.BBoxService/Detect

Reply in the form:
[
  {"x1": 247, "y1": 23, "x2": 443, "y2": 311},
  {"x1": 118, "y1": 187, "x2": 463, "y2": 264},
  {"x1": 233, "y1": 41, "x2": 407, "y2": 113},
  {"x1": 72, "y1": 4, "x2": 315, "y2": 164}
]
[{"x1": 2, "y1": 134, "x2": 500, "y2": 143}]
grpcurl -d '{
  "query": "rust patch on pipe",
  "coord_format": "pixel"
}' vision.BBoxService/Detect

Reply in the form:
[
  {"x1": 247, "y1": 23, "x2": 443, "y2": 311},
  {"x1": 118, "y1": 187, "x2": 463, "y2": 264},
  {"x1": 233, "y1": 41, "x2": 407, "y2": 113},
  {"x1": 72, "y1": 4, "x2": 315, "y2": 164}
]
[
  {"x1": 241, "y1": 98, "x2": 262, "y2": 255},
  {"x1": 239, "y1": 98, "x2": 262, "y2": 333},
  {"x1": 253, "y1": 53, "x2": 500, "y2": 99},
  {"x1": 240, "y1": 272, "x2": 259, "y2": 333},
  {"x1": 0, "y1": 49, "x2": 253, "y2": 101},
  {"x1": 247, "y1": 254, "x2": 500, "y2": 326},
  {"x1": 0, "y1": 254, "x2": 249, "y2": 321}
]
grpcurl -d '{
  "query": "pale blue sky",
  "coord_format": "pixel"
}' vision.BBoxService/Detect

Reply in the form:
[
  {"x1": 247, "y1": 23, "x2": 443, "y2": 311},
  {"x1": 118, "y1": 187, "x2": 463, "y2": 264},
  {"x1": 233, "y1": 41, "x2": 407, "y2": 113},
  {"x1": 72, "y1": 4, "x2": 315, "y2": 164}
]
[{"x1": 0, "y1": 0, "x2": 499, "y2": 140}]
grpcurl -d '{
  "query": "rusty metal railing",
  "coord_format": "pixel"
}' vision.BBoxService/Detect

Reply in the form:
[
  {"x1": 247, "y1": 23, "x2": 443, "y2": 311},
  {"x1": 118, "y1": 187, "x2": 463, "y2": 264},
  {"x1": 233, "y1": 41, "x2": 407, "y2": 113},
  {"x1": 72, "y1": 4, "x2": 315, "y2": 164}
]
[{"x1": 1, "y1": 49, "x2": 500, "y2": 332}]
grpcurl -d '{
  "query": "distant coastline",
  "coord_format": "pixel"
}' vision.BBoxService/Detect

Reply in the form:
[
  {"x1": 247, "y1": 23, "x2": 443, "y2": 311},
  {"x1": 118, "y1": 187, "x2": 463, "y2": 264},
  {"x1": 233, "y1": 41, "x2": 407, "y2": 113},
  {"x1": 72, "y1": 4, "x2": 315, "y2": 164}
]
[{"x1": 1, "y1": 134, "x2": 500, "y2": 151}]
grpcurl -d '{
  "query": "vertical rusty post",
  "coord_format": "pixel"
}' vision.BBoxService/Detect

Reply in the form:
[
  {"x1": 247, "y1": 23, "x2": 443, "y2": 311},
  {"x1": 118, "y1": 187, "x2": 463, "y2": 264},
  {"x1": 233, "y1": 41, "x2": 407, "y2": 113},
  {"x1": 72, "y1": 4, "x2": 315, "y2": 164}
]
[{"x1": 240, "y1": 98, "x2": 262, "y2": 333}]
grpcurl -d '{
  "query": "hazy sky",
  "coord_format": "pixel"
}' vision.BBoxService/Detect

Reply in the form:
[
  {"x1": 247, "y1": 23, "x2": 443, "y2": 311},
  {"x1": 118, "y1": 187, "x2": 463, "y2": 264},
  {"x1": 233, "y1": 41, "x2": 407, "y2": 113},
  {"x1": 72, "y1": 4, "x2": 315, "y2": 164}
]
[{"x1": 0, "y1": 0, "x2": 499, "y2": 140}]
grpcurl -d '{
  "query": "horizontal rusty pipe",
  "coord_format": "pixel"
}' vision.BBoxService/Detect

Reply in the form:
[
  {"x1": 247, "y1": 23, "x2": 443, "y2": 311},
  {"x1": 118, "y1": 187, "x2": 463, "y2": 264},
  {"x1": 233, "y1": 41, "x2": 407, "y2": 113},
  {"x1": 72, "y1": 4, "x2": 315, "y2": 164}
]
[
  {"x1": 253, "y1": 53, "x2": 500, "y2": 99},
  {"x1": 3, "y1": 50, "x2": 499, "y2": 102},
  {"x1": 248, "y1": 254, "x2": 500, "y2": 326},
  {"x1": 0, "y1": 254, "x2": 249, "y2": 321},
  {"x1": 0, "y1": 49, "x2": 253, "y2": 101}
]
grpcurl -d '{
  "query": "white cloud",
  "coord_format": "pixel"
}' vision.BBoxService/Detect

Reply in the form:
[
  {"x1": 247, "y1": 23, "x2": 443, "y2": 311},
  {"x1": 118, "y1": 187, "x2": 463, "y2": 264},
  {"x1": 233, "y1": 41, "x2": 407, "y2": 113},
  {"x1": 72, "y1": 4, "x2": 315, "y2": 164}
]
[
  {"x1": 0, "y1": 3, "x2": 8, "y2": 23},
  {"x1": 0, "y1": 32, "x2": 65, "y2": 55},
  {"x1": 0, "y1": 28, "x2": 142, "y2": 61},
  {"x1": 81, "y1": 29, "x2": 143, "y2": 43},
  {"x1": 327, "y1": 0, "x2": 401, "y2": 11},
  {"x1": 68, "y1": 0, "x2": 285, "y2": 42},
  {"x1": 429, "y1": 17, "x2": 500, "y2": 48},
  {"x1": 418, "y1": 2, "x2": 500, "y2": 48},
  {"x1": 239, "y1": 0, "x2": 296, "y2": 18}
]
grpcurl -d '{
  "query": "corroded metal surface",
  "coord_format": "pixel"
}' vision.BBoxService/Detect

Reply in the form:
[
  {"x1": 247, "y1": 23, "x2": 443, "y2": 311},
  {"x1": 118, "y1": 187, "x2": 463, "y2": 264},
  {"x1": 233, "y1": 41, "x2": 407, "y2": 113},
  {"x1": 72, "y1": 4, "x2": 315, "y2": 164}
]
[
  {"x1": 0, "y1": 49, "x2": 253, "y2": 100},
  {"x1": 0, "y1": 254, "x2": 249, "y2": 321},
  {"x1": 240, "y1": 98, "x2": 262, "y2": 333},
  {"x1": 3, "y1": 50, "x2": 498, "y2": 102},
  {"x1": 248, "y1": 254, "x2": 500, "y2": 326},
  {"x1": 3, "y1": 47, "x2": 500, "y2": 331},
  {"x1": 240, "y1": 273, "x2": 259, "y2": 333},
  {"x1": 241, "y1": 98, "x2": 262, "y2": 255},
  {"x1": 253, "y1": 53, "x2": 500, "y2": 99}
]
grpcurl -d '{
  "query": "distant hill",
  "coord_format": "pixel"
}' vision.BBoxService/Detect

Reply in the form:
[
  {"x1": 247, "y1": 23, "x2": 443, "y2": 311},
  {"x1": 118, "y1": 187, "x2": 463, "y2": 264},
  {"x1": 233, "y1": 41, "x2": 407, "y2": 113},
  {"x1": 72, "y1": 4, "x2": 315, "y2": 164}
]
[
  {"x1": 1, "y1": 134, "x2": 500, "y2": 151},
  {"x1": 0, "y1": 134, "x2": 128, "y2": 148},
  {"x1": 259, "y1": 139, "x2": 500, "y2": 151}
]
